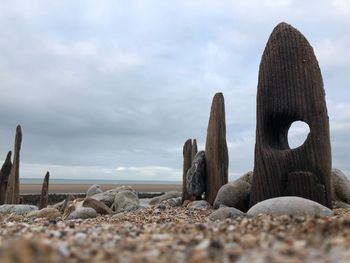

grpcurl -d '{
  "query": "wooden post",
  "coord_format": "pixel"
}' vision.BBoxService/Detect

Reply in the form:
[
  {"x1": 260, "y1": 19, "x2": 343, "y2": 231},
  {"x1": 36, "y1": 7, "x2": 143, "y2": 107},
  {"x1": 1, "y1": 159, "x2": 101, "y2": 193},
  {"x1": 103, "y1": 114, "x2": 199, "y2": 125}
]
[
  {"x1": 250, "y1": 23, "x2": 332, "y2": 208},
  {"x1": 205, "y1": 93, "x2": 228, "y2": 205},
  {"x1": 5, "y1": 125, "x2": 22, "y2": 204},
  {"x1": 0, "y1": 151, "x2": 12, "y2": 204},
  {"x1": 39, "y1": 171, "x2": 50, "y2": 209}
]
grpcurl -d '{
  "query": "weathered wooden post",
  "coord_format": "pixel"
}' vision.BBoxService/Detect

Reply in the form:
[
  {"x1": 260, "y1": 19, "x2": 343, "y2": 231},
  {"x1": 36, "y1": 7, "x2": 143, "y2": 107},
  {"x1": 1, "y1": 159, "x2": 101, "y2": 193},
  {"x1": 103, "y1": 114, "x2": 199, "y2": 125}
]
[
  {"x1": 191, "y1": 139, "x2": 198, "y2": 160},
  {"x1": 39, "y1": 171, "x2": 50, "y2": 209},
  {"x1": 205, "y1": 93, "x2": 228, "y2": 205},
  {"x1": 250, "y1": 23, "x2": 332, "y2": 208},
  {"x1": 5, "y1": 125, "x2": 22, "y2": 204},
  {"x1": 0, "y1": 151, "x2": 12, "y2": 204}
]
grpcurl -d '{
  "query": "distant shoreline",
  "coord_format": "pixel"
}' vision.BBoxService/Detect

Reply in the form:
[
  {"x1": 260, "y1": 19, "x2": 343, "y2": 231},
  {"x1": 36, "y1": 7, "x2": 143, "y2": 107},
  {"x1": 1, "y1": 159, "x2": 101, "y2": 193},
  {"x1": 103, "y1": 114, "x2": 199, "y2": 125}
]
[{"x1": 20, "y1": 183, "x2": 182, "y2": 194}]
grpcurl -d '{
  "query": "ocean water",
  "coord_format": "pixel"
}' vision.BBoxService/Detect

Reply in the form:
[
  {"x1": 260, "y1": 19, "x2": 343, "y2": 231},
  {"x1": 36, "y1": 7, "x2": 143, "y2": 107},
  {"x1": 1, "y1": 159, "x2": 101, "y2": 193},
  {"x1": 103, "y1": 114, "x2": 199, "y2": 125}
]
[{"x1": 20, "y1": 178, "x2": 181, "y2": 185}]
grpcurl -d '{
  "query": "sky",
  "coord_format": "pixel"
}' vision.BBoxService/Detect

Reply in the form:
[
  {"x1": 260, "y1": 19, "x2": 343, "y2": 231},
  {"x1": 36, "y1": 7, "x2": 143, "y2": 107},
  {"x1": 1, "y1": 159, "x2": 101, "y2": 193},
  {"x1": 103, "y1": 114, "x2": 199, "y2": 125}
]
[{"x1": 0, "y1": 0, "x2": 349, "y2": 181}]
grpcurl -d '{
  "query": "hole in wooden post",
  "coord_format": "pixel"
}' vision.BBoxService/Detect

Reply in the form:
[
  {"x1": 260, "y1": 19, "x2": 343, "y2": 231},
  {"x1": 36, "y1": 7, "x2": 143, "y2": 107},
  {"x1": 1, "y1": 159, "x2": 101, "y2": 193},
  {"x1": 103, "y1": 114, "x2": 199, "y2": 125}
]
[{"x1": 287, "y1": 121, "x2": 310, "y2": 149}]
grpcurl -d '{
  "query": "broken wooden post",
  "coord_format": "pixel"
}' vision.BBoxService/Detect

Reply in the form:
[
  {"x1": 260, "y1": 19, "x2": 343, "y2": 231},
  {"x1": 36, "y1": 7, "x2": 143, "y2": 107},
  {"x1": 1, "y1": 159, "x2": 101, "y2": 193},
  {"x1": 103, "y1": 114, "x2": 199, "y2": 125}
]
[
  {"x1": 250, "y1": 23, "x2": 332, "y2": 208},
  {"x1": 205, "y1": 93, "x2": 229, "y2": 205},
  {"x1": 5, "y1": 125, "x2": 22, "y2": 204},
  {"x1": 0, "y1": 151, "x2": 12, "y2": 204},
  {"x1": 39, "y1": 171, "x2": 50, "y2": 209}
]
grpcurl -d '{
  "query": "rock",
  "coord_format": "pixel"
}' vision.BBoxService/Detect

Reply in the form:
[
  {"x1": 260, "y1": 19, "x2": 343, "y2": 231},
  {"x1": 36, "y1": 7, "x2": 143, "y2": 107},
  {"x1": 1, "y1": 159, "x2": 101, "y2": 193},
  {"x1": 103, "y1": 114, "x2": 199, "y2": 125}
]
[
  {"x1": 67, "y1": 207, "x2": 97, "y2": 220},
  {"x1": 205, "y1": 93, "x2": 229, "y2": 205},
  {"x1": 182, "y1": 139, "x2": 193, "y2": 202},
  {"x1": 209, "y1": 207, "x2": 245, "y2": 221},
  {"x1": 162, "y1": 197, "x2": 182, "y2": 207},
  {"x1": 191, "y1": 139, "x2": 198, "y2": 160},
  {"x1": 91, "y1": 188, "x2": 118, "y2": 207},
  {"x1": 113, "y1": 190, "x2": 140, "y2": 213},
  {"x1": 26, "y1": 208, "x2": 61, "y2": 220},
  {"x1": 250, "y1": 22, "x2": 332, "y2": 208},
  {"x1": 331, "y1": 169, "x2": 350, "y2": 208},
  {"x1": 238, "y1": 171, "x2": 254, "y2": 185},
  {"x1": 213, "y1": 180, "x2": 251, "y2": 211},
  {"x1": 0, "y1": 151, "x2": 12, "y2": 204},
  {"x1": 5, "y1": 125, "x2": 22, "y2": 204},
  {"x1": 63, "y1": 199, "x2": 84, "y2": 219},
  {"x1": 149, "y1": 191, "x2": 182, "y2": 205},
  {"x1": 188, "y1": 200, "x2": 211, "y2": 210},
  {"x1": 83, "y1": 198, "x2": 113, "y2": 214},
  {"x1": 247, "y1": 196, "x2": 334, "y2": 217},
  {"x1": 0, "y1": 204, "x2": 38, "y2": 215},
  {"x1": 39, "y1": 171, "x2": 50, "y2": 209},
  {"x1": 86, "y1": 184, "x2": 103, "y2": 197},
  {"x1": 186, "y1": 151, "x2": 206, "y2": 197}
]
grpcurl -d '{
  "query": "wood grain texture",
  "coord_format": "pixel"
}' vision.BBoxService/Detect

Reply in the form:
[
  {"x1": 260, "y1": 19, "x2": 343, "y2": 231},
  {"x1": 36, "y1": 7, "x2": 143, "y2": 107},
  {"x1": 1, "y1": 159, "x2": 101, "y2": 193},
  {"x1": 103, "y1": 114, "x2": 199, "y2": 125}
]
[
  {"x1": 191, "y1": 139, "x2": 198, "y2": 161},
  {"x1": 0, "y1": 151, "x2": 12, "y2": 204},
  {"x1": 205, "y1": 93, "x2": 228, "y2": 205},
  {"x1": 250, "y1": 23, "x2": 332, "y2": 208},
  {"x1": 5, "y1": 125, "x2": 22, "y2": 204},
  {"x1": 39, "y1": 171, "x2": 50, "y2": 209}
]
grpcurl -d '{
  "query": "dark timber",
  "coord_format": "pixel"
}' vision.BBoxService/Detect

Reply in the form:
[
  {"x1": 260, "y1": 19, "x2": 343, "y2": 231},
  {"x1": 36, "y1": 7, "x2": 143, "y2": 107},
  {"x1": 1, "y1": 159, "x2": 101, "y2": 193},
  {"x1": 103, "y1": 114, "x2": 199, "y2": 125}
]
[
  {"x1": 39, "y1": 171, "x2": 50, "y2": 209},
  {"x1": 250, "y1": 23, "x2": 332, "y2": 208},
  {"x1": 205, "y1": 93, "x2": 228, "y2": 205},
  {"x1": 0, "y1": 151, "x2": 12, "y2": 204}
]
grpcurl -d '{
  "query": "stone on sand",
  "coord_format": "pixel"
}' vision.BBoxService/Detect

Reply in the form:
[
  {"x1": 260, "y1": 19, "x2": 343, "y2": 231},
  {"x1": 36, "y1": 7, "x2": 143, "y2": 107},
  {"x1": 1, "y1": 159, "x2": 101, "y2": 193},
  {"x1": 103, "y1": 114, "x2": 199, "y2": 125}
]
[
  {"x1": 149, "y1": 191, "x2": 182, "y2": 205},
  {"x1": 113, "y1": 190, "x2": 140, "y2": 213},
  {"x1": 26, "y1": 208, "x2": 61, "y2": 220},
  {"x1": 67, "y1": 207, "x2": 97, "y2": 220},
  {"x1": 213, "y1": 179, "x2": 251, "y2": 211},
  {"x1": 0, "y1": 204, "x2": 38, "y2": 215},
  {"x1": 209, "y1": 207, "x2": 245, "y2": 221},
  {"x1": 247, "y1": 196, "x2": 334, "y2": 217},
  {"x1": 188, "y1": 200, "x2": 211, "y2": 210},
  {"x1": 86, "y1": 184, "x2": 103, "y2": 197},
  {"x1": 83, "y1": 198, "x2": 113, "y2": 214}
]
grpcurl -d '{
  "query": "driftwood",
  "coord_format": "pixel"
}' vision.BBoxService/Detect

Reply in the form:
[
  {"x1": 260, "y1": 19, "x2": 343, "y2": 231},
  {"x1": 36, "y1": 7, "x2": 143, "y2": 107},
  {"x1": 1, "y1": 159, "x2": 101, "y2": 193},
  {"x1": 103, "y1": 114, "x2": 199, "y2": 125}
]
[
  {"x1": 205, "y1": 93, "x2": 228, "y2": 205},
  {"x1": 250, "y1": 23, "x2": 332, "y2": 208},
  {"x1": 39, "y1": 171, "x2": 50, "y2": 209},
  {"x1": 5, "y1": 125, "x2": 22, "y2": 204},
  {"x1": 0, "y1": 151, "x2": 12, "y2": 204}
]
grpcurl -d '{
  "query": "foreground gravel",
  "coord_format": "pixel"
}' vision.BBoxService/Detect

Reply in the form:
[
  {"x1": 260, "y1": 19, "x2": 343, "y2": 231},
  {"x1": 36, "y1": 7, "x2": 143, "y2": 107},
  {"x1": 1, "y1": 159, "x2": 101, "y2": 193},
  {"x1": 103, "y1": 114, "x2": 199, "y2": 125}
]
[{"x1": 0, "y1": 205, "x2": 350, "y2": 263}]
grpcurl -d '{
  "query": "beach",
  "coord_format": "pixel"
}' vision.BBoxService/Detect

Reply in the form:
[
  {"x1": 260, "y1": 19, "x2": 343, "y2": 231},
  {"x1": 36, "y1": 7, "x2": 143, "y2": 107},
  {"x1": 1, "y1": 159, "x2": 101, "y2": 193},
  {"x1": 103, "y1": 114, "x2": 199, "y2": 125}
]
[
  {"x1": 1, "y1": 205, "x2": 350, "y2": 262},
  {"x1": 19, "y1": 183, "x2": 182, "y2": 194}
]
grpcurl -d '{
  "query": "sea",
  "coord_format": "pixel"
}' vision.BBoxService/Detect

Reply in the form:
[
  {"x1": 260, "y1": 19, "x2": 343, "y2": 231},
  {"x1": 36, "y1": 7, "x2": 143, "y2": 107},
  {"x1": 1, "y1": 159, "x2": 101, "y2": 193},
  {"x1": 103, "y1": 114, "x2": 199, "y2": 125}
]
[{"x1": 20, "y1": 178, "x2": 181, "y2": 185}]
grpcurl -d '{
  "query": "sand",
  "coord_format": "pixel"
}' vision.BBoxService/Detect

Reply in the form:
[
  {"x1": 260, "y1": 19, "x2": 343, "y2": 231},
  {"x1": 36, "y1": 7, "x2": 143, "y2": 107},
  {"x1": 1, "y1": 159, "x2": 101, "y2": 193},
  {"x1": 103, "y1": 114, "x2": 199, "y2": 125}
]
[
  {"x1": 1, "y1": 205, "x2": 350, "y2": 262},
  {"x1": 20, "y1": 183, "x2": 182, "y2": 194}
]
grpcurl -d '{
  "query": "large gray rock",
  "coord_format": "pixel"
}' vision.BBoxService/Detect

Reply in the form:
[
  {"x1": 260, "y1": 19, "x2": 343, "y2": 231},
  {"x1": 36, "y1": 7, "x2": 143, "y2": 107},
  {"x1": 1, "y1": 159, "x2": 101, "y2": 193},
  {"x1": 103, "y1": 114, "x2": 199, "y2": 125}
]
[
  {"x1": 113, "y1": 190, "x2": 140, "y2": 213},
  {"x1": 149, "y1": 191, "x2": 182, "y2": 205},
  {"x1": 209, "y1": 207, "x2": 245, "y2": 221},
  {"x1": 186, "y1": 151, "x2": 206, "y2": 197},
  {"x1": 86, "y1": 184, "x2": 103, "y2": 197},
  {"x1": 0, "y1": 204, "x2": 38, "y2": 215},
  {"x1": 213, "y1": 179, "x2": 251, "y2": 211},
  {"x1": 331, "y1": 168, "x2": 350, "y2": 208},
  {"x1": 247, "y1": 196, "x2": 334, "y2": 217},
  {"x1": 67, "y1": 207, "x2": 97, "y2": 219},
  {"x1": 91, "y1": 188, "x2": 118, "y2": 207}
]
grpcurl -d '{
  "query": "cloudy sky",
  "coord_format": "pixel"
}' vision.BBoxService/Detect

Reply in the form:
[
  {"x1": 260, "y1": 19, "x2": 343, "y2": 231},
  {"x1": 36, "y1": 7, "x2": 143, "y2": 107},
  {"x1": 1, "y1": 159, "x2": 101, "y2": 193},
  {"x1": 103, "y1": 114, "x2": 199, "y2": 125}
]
[{"x1": 0, "y1": 0, "x2": 349, "y2": 181}]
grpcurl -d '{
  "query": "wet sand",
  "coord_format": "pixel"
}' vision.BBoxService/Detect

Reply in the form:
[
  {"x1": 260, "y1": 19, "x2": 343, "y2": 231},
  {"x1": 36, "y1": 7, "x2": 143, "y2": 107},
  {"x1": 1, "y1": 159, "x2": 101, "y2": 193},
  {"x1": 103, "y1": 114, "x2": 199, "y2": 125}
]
[{"x1": 20, "y1": 183, "x2": 182, "y2": 194}]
